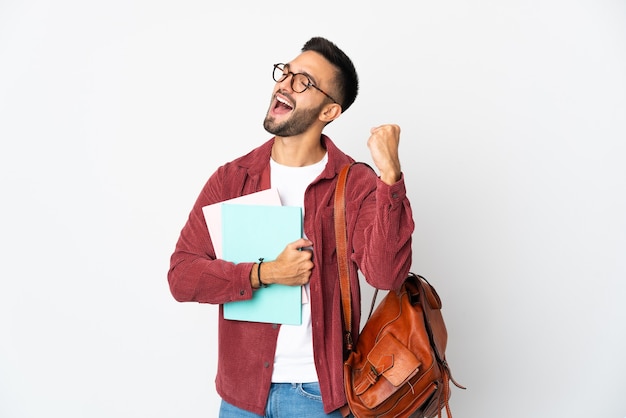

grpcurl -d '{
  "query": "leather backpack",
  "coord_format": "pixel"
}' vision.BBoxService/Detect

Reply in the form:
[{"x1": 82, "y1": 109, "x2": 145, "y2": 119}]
[{"x1": 335, "y1": 163, "x2": 465, "y2": 417}]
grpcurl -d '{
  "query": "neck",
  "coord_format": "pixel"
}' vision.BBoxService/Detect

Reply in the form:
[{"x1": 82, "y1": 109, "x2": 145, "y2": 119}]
[{"x1": 271, "y1": 132, "x2": 326, "y2": 167}]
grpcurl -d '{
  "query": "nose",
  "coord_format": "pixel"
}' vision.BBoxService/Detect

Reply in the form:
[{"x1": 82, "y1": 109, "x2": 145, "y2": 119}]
[{"x1": 277, "y1": 72, "x2": 295, "y2": 92}]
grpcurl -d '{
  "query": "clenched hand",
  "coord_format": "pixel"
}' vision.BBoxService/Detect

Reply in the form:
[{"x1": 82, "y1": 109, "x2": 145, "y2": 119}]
[{"x1": 367, "y1": 124, "x2": 402, "y2": 185}]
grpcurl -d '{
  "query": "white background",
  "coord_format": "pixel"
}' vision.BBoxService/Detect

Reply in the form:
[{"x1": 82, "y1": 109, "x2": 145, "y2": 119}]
[{"x1": 1, "y1": 1, "x2": 625, "y2": 417}]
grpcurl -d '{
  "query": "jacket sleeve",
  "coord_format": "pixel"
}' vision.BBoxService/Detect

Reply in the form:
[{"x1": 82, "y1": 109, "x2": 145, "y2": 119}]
[
  {"x1": 167, "y1": 167, "x2": 256, "y2": 304},
  {"x1": 349, "y1": 165, "x2": 414, "y2": 291}
]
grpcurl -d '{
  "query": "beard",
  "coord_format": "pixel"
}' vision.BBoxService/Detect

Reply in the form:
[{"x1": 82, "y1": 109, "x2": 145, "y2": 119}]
[{"x1": 263, "y1": 102, "x2": 325, "y2": 137}]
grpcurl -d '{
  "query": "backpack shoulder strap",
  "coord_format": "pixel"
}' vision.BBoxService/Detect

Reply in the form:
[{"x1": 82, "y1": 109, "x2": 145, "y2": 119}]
[{"x1": 334, "y1": 163, "x2": 354, "y2": 352}]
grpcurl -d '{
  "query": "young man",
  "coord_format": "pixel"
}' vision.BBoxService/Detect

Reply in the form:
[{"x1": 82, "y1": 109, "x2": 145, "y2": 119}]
[{"x1": 168, "y1": 37, "x2": 414, "y2": 417}]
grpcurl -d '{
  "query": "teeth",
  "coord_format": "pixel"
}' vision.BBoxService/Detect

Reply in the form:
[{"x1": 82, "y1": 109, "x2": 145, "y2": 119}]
[{"x1": 277, "y1": 96, "x2": 292, "y2": 107}]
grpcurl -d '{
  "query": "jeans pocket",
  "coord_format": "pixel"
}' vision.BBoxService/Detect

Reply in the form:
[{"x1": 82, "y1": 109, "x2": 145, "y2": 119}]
[{"x1": 296, "y1": 382, "x2": 323, "y2": 402}]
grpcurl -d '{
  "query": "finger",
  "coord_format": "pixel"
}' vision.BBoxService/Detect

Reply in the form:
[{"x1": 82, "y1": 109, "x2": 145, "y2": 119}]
[
  {"x1": 287, "y1": 238, "x2": 313, "y2": 250},
  {"x1": 371, "y1": 124, "x2": 400, "y2": 135},
  {"x1": 301, "y1": 247, "x2": 314, "y2": 261}
]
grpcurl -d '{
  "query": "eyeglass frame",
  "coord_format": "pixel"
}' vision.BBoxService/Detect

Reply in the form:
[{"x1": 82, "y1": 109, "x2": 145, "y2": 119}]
[{"x1": 272, "y1": 63, "x2": 339, "y2": 105}]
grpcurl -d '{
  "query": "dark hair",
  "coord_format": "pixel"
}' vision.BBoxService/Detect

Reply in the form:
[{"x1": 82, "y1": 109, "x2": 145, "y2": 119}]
[{"x1": 302, "y1": 37, "x2": 359, "y2": 113}]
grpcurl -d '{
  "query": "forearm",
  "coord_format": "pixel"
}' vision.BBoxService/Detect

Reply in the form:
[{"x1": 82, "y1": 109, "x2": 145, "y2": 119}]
[
  {"x1": 169, "y1": 252, "x2": 256, "y2": 304},
  {"x1": 168, "y1": 196, "x2": 257, "y2": 303},
  {"x1": 354, "y1": 174, "x2": 414, "y2": 290}
]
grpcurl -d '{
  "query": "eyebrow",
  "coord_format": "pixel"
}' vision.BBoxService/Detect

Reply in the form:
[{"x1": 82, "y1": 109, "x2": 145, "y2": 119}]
[{"x1": 285, "y1": 62, "x2": 319, "y2": 86}]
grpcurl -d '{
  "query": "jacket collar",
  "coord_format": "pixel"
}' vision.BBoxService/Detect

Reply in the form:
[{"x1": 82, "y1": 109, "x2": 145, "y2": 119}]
[{"x1": 238, "y1": 134, "x2": 353, "y2": 181}]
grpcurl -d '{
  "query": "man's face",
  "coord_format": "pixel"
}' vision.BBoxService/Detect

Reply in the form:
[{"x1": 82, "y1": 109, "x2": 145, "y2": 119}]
[{"x1": 263, "y1": 50, "x2": 336, "y2": 137}]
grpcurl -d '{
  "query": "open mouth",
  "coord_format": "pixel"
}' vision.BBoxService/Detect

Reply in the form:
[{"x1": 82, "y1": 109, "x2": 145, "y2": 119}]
[{"x1": 273, "y1": 94, "x2": 294, "y2": 115}]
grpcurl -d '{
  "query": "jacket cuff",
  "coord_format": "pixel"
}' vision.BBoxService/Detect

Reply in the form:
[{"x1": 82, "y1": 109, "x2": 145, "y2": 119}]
[
  {"x1": 376, "y1": 173, "x2": 407, "y2": 208},
  {"x1": 230, "y1": 262, "x2": 256, "y2": 301}
]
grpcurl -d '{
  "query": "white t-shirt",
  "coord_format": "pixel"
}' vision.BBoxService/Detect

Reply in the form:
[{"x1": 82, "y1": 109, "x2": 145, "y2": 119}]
[{"x1": 269, "y1": 153, "x2": 328, "y2": 383}]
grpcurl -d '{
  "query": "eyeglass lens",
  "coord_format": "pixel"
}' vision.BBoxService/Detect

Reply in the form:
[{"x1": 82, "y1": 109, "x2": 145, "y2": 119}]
[{"x1": 273, "y1": 64, "x2": 311, "y2": 93}]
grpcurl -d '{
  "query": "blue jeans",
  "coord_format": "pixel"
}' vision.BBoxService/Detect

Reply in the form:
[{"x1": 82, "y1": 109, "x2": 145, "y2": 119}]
[{"x1": 219, "y1": 382, "x2": 346, "y2": 417}]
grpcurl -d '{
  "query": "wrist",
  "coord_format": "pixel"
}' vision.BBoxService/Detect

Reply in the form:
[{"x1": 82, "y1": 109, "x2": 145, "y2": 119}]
[
  {"x1": 380, "y1": 171, "x2": 401, "y2": 185},
  {"x1": 257, "y1": 258, "x2": 268, "y2": 288},
  {"x1": 250, "y1": 261, "x2": 263, "y2": 289}
]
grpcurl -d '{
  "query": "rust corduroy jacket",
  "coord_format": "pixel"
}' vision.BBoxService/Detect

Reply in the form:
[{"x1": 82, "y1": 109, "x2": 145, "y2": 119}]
[{"x1": 168, "y1": 135, "x2": 414, "y2": 415}]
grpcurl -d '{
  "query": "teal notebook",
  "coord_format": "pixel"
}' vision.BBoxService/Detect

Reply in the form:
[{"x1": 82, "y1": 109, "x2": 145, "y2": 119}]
[{"x1": 221, "y1": 203, "x2": 303, "y2": 325}]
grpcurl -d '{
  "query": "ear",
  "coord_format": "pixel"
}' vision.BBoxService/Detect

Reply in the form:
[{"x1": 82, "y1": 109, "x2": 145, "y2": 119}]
[{"x1": 319, "y1": 103, "x2": 342, "y2": 123}]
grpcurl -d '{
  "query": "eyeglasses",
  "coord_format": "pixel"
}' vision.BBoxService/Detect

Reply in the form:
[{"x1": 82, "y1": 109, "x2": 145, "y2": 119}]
[{"x1": 272, "y1": 63, "x2": 338, "y2": 105}]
